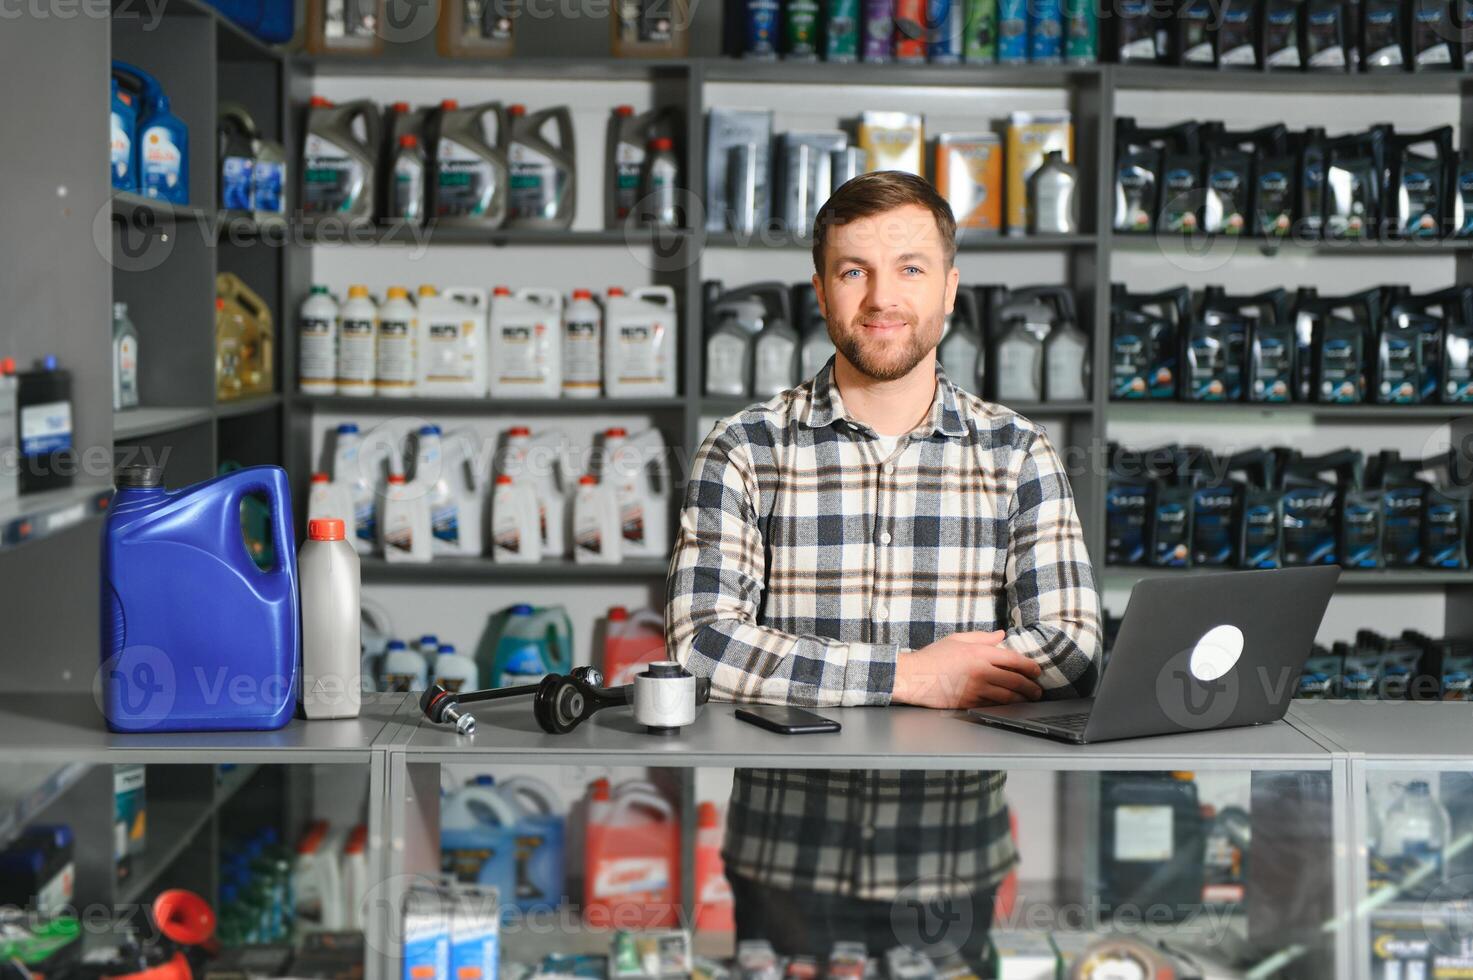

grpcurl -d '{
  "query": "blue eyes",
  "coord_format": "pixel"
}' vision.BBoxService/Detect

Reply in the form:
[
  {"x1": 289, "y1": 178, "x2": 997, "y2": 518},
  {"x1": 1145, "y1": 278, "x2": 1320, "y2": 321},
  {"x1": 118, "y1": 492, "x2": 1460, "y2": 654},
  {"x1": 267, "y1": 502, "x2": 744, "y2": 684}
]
[{"x1": 840, "y1": 267, "x2": 923, "y2": 279}]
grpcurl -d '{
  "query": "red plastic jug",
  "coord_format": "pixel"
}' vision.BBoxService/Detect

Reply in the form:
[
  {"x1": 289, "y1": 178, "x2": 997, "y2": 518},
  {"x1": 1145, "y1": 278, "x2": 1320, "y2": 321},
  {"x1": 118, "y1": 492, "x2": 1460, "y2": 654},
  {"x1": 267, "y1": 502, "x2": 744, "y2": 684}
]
[
  {"x1": 693, "y1": 802, "x2": 734, "y2": 933},
  {"x1": 584, "y1": 782, "x2": 680, "y2": 928},
  {"x1": 601, "y1": 606, "x2": 667, "y2": 687}
]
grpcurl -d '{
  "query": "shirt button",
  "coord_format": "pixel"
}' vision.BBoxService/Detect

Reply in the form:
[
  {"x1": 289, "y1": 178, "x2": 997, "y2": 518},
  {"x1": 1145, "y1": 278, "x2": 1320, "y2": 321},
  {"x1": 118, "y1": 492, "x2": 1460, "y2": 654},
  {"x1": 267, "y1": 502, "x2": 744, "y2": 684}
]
[
  {"x1": 861, "y1": 825, "x2": 876, "y2": 841},
  {"x1": 875, "y1": 603, "x2": 889, "y2": 620},
  {"x1": 884, "y1": 463, "x2": 895, "y2": 474},
  {"x1": 879, "y1": 531, "x2": 892, "y2": 545}
]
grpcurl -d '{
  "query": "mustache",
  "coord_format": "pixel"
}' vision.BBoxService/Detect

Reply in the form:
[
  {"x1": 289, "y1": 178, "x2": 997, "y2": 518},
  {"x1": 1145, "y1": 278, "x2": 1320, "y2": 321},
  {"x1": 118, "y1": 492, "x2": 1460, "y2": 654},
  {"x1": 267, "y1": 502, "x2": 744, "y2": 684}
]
[{"x1": 853, "y1": 312, "x2": 918, "y2": 327}]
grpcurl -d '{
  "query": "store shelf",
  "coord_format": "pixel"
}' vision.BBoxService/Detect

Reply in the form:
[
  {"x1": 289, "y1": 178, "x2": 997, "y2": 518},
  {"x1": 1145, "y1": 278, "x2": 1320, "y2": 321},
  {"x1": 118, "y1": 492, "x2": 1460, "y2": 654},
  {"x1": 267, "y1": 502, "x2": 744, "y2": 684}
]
[
  {"x1": 400, "y1": 699, "x2": 1333, "y2": 769},
  {"x1": 119, "y1": 793, "x2": 214, "y2": 905},
  {"x1": 1106, "y1": 401, "x2": 1473, "y2": 421},
  {"x1": 360, "y1": 557, "x2": 670, "y2": 583},
  {"x1": 110, "y1": 192, "x2": 215, "y2": 225},
  {"x1": 1104, "y1": 566, "x2": 1473, "y2": 587},
  {"x1": 114, "y1": 406, "x2": 215, "y2": 440},
  {"x1": 0, "y1": 483, "x2": 113, "y2": 550},
  {"x1": 301, "y1": 222, "x2": 690, "y2": 248},
  {"x1": 702, "y1": 230, "x2": 1096, "y2": 251},
  {"x1": 0, "y1": 762, "x2": 89, "y2": 849},
  {"x1": 1112, "y1": 230, "x2": 1473, "y2": 255},
  {"x1": 698, "y1": 58, "x2": 1100, "y2": 87},
  {"x1": 1110, "y1": 63, "x2": 1471, "y2": 94},
  {"x1": 0, "y1": 693, "x2": 412, "y2": 763},
  {"x1": 294, "y1": 394, "x2": 686, "y2": 415},
  {"x1": 216, "y1": 393, "x2": 283, "y2": 419},
  {"x1": 297, "y1": 54, "x2": 689, "y2": 79}
]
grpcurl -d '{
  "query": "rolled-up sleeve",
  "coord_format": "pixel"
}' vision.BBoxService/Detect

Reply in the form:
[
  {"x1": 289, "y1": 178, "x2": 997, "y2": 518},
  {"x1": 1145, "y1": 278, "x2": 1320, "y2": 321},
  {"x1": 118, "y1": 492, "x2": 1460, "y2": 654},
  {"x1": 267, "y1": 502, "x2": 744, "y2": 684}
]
[
  {"x1": 1002, "y1": 429, "x2": 1103, "y2": 699},
  {"x1": 664, "y1": 423, "x2": 899, "y2": 707}
]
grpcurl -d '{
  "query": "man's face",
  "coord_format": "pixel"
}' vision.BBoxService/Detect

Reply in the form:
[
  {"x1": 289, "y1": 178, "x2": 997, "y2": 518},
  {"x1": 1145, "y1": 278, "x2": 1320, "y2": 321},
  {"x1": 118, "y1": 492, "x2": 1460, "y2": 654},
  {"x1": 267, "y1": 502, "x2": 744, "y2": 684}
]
[{"x1": 813, "y1": 203, "x2": 960, "y2": 382}]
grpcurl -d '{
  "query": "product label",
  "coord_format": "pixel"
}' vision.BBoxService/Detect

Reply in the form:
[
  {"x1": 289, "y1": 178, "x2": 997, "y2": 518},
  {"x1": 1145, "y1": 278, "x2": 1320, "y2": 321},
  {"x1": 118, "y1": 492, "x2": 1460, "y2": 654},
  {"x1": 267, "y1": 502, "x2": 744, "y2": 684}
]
[
  {"x1": 1320, "y1": 337, "x2": 1363, "y2": 402},
  {"x1": 994, "y1": 337, "x2": 1042, "y2": 400},
  {"x1": 1158, "y1": 167, "x2": 1199, "y2": 232},
  {"x1": 384, "y1": 509, "x2": 416, "y2": 555},
  {"x1": 494, "y1": 320, "x2": 552, "y2": 384},
  {"x1": 303, "y1": 134, "x2": 364, "y2": 215},
  {"x1": 1341, "y1": 500, "x2": 1381, "y2": 567},
  {"x1": 1255, "y1": 169, "x2": 1292, "y2": 236},
  {"x1": 299, "y1": 316, "x2": 337, "y2": 388},
  {"x1": 1193, "y1": 489, "x2": 1236, "y2": 565},
  {"x1": 1206, "y1": 167, "x2": 1247, "y2": 234},
  {"x1": 493, "y1": 492, "x2": 527, "y2": 555},
  {"x1": 376, "y1": 315, "x2": 417, "y2": 389},
  {"x1": 431, "y1": 501, "x2": 461, "y2": 546},
  {"x1": 1282, "y1": 488, "x2": 1335, "y2": 565},
  {"x1": 393, "y1": 156, "x2": 424, "y2": 221},
  {"x1": 1045, "y1": 336, "x2": 1087, "y2": 400},
  {"x1": 1188, "y1": 336, "x2": 1227, "y2": 400},
  {"x1": 1115, "y1": 805, "x2": 1174, "y2": 861},
  {"x1": 1111, "y1": 332, "x2": 1149, "y2": 399},
  {"x1": 1152, "y1": 501, "x2": 1189, "y2": 566},
  {"x1": 423, "y1": 317, "x2": 476, "y2": 386},
  {"x1": 1106, "y1": 484, "x2": 1149, "y2": 564},
  {"x1": 1114, "y1": 163, "x2": 1155, "y2": 232},
  {"x1": 252, "y1": 160, "x2": 285, "y2": 214},
  {"x1": 612, "y1": 321, "x2": 668, "y2": 386},
  {"x1": 1252, "y1": 335, "x2": 1292, "y2": 401},
  {"x1": 1400, "y1": 166, "x2": 1440, "y2": 237},
  {"x1": 1241, "y1": 502, "x2": 1280, "y2": 567},
  {"x1": 508, "y1": 142, "x2": 569, "y2": 222},
  {"x1": 20, "y1": 401, "x2": 72, "y2": 456},
  {"x1": 117, "y1": 335, "x2": 138, "y2": 405},
  {"x1": 436, "y1": 137, "x2": 500, "y2": 218},
  {"x1": 223, "y1": 155, "x2": 254, "y2": 211},
  {"x1": 614, "y1": 140, "x2": 645, "y2": 220},
  {"x1": 140, "y1": 126, "x2": 183, "y2": 198},
  {"x1": 592, "y1": 857, "x2": 670, "y2": 897},
  {"x1": 574, "y1": 493, "x2": 610, "y2": 557},
  {"x1": 111, "y1": 111, "x2": 132, "y2": 183},
  {"x1": 353, "y1": 490, "x2": 376, "y2": 547},
  {"x1": 1380, "y1": 334, "x2": 1420, "y2": 403},
  {"x1": 827, "y1": 0, "x2": 861, "y2": 59},
  {"x1": 338, "y1": 316, "x2": 376, "y2": 389},
  {"x1": 461, "y1": 0, "x2": 515, "y2": 38},
  {"x1": 787, "y1": 0, "x2": 820, "y2": 55},
  {"x1": 563, "y1": 314, "x2": 603, "y2": 390}
]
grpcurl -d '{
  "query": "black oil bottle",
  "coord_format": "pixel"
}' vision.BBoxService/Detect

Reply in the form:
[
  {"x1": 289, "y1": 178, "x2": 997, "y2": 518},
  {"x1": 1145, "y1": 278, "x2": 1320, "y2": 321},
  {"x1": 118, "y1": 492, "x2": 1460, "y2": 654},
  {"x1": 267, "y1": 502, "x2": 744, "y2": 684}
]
[
  {"x1": 1324, "y1": 450, "x2": 1384, "y2": 569},
  {"x1": 1388, "y1": 126, "x2": 1454, "y2": 238},
  {"x1": 1279, "y1": 449, "x2": 1339, "y2": 565},
  {"x1": 1150, "y1": 457, "x2": 1196, "y2": 568},
  {"x1": 1106, "y1": 443, "x2": 1154, "y2": 565},
  {"x1": 1227, "y1": 449, "x2": 1283, "y2": 568},
  {"x1": 1114, "y1": 284, "x2": 1192, "y2": 399},
  {"x1": 1377, "y1": 286, "x2": 1430, "y2": 404},
  {"x1": 1296, "y1": 127, "x2": 1328, "y2": 239},
  {"x1": 1183, "y1": 447, "x2": 1240, "y2": 566}
]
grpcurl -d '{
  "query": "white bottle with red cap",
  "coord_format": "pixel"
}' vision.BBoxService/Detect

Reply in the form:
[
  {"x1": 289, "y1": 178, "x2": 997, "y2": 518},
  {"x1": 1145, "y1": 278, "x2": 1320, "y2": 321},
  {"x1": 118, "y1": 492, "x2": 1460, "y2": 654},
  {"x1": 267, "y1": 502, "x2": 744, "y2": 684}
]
[
  {"x1": 599, "y1": 426, "x2": 669, "y2": 558},
  {"x1": 572, "y1": 474, "x2": 621, "y2": 565},
  {"x1": 490, "y1": 473, "x2": 541, "y2": 563},
  {"x1": 299, "y1": 517, "x2": 362, "y2": 719},
  {"x1": 0, "y1": 357, "x2": 17, "y2": 502},
  {"x1": 562, "y1": 289, "x2": 603, "y2": 399},
  {"x1": 604, "y1": 286, "x2": 677, "y2": 398},
  {"x1": 381, "y1": 473, "x2": 432, "y2": 563},
  {"x1": 307, "y1": 472, "x2": 355, "y2": 529},
  {"x1": 499, "y1": 424, "x2": 567, "y2": 557},
  {"x1": 488, "y1": 286, "x2": 562, "y2": 398}
]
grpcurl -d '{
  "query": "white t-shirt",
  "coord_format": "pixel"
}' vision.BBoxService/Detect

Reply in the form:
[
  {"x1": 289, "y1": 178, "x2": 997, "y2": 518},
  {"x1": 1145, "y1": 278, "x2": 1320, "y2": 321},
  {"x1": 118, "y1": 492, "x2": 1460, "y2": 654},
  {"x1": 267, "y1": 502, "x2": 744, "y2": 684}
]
[{"x1": 873, "y1": 433, "x2": 903, "y2": 460}]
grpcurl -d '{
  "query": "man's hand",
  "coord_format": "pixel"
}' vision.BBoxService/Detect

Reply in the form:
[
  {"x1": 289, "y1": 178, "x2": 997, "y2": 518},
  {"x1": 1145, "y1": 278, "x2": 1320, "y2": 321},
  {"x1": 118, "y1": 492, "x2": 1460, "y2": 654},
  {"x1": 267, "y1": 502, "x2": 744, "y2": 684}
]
[{"x1": 892, "y1": 630, "x2": 1044, "y2": 709}]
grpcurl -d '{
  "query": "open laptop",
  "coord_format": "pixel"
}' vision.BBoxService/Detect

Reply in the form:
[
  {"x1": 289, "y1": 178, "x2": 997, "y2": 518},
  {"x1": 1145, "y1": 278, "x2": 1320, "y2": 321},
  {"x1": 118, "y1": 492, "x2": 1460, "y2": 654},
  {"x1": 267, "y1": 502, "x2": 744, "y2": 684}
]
[{"x1": 969, "y1": 566, "x2": 1341, "y2": 744}]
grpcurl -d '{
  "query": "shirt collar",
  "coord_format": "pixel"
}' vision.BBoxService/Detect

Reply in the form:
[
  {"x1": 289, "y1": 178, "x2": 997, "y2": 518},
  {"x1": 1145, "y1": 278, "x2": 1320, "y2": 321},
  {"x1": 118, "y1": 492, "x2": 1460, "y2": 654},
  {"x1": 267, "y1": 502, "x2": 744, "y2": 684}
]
[{"x1": 804, "y1": 355, "x2": 969, "y2": 439}]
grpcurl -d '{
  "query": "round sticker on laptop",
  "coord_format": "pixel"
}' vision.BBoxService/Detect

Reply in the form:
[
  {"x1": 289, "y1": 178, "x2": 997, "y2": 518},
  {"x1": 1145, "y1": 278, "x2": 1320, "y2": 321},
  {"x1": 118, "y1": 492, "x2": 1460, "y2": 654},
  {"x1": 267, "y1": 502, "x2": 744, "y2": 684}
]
[{"x1": 1189, "y1": 624, "x2": 1245, "y2": 681}]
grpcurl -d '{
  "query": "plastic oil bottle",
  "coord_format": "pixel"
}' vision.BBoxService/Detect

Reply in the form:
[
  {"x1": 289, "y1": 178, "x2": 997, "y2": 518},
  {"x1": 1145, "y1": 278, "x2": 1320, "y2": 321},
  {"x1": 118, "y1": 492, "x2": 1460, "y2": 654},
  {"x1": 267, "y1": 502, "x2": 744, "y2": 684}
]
[
  {"x1": 113, "y1": 302, "x2": 140, "y2": 411},
  {"x1": 332, "y1": 423, "x2": 394, "y2": 556},
  {"x1": 562, "y1": 289, "x2": 603, "y2": 399},
  {"x1": 499, "y1": 426, "x2": 567, "y2": 558},
  {"x1": 298, "y1": 286, "x2": 339, "y2": 396},
  {"x1": 412, "y1": 425, "x2": 484, "y2": 558},
  {"x1": 749, "y1": 287, "x2": 799, "y2": 397},
  {"x1": 490, "y1": 475, "x2": 542, "y2": 563},
  {"x1": 113, "y1": 61, "x2": 190, "y2": 205},
  {"x1": 417, "y1": 286, "x2": 488, "y2": 397},
  {"x1": 489, "y1": 287, "x2": 562, "y2": 398},
  {"x1": 606, "y1": 105, "x2": 666, "y2": 227},
  {"x1": 431, "y1": 100, "x2": 509, "y2": 227},
  {"x1": 382, "y1": 473, "x2": 432, "y2": 564},
  {"x1": 572, "y1": 474, "x2": 623, "y2": 565},
  {"x1": 793, "y1": 283, "x2": 836, "y2": 380},
  {"x1": 600, "y1": 427, "x2": 669, "y2": 559},
  {"x1": 337, "y1": 285, "x2": 377, "y2": 396},
  {"x1": 506, "y1": 104, "x2": 576, "y2": 230},
  {"x1": 990, "y1": 290, "x2": 1052, "y2": 402},
  {"x1": 110, "y1": 76, "x2": 136, "y2": 193},
  {"x1": 301, "y1": 97, "x2": 378, "y2": 230},
  {"x1": 389, "y1": 134, "x2": 427, "y2": 224},
  {"x1": 641, "y1": 137, "x2": 680, "y2": 228},
  {"x1": 375, "y1": 286, "x2": 418, "y2": 398},
  {"x1": 1040, "y1": 289, "x2": 1089, "y2": 401},
  {"x1": 938, "y1": 288, "x2": 983, "y2": 393},
  {"x1": 299, "y1": 517, "x2": 362, "y2": 720},
  {"x1": 605, "y1": 286, "x2": 678, "y2": 398}
]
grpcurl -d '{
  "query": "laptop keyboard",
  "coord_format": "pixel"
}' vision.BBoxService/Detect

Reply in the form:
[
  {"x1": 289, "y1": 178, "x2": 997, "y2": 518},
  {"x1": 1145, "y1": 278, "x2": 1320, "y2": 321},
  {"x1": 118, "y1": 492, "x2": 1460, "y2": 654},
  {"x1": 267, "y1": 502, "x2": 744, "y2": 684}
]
[{"x1": 1047, "y1": 712, "x2": 1092, "y2": 731}]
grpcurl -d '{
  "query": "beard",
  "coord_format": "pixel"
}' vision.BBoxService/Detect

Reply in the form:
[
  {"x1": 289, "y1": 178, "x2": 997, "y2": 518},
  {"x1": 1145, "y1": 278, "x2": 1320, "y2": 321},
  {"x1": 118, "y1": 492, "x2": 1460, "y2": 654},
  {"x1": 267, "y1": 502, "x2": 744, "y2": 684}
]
[{"x1": 828, "y1": 308, "x2": 943, "y2": 382}]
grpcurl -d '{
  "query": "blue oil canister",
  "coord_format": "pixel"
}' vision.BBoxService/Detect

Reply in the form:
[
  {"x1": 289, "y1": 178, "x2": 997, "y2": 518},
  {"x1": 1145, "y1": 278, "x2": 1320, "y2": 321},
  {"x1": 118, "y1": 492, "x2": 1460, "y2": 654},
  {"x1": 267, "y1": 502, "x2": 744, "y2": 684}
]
[{"x1": 101, "y1": 464, "x2": 299, "y2": 733}]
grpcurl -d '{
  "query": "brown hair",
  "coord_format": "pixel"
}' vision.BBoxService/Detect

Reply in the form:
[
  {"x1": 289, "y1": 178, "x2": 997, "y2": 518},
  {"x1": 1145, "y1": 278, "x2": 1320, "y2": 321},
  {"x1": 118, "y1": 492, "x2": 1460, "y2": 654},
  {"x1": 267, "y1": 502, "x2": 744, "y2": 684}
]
[{"x1": 811, "y1": 170, "x2": 957, "y2": 276}]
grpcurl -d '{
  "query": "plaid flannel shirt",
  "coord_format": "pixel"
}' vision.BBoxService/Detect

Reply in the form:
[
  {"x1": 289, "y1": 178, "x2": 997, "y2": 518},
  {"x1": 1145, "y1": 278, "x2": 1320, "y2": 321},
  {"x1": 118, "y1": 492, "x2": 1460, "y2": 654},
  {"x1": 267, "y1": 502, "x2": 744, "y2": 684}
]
[{"x1": 664, "y1": 356, "x2": 1102, "y2": 900}]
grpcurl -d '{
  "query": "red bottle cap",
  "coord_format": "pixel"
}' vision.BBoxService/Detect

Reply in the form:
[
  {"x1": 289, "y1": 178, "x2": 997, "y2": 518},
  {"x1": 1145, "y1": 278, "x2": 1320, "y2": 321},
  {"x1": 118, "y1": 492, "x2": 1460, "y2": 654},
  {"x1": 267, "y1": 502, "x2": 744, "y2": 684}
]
[
  {"x1": 572, "y1": 288, "x2": 592, "y2": 300},
  {"x1": 441, "y1": 99, "x2": 459, "y2": 109},
  {"x1": 392, "y1": 101, "x2": 410, "y2": 112},
  {"x1": 698, "y1": 801, "x2": 719, "y2": 827},
  {"x1": 398, "y1": 134, "x2": 419, "y2": 148},
  {"x1": 509, "y1": 103, "x2": 526, "y2": 116},
  {"x1": 311, "y1": 472, "x2": 330, "y2": 484},
  {"x1": 0, "y1": 358, "x2": 14, "y2": 376},
  {"x1": 508, "y1": 425, "x2": 531, "y2": 437},
  {"x1": 493, "y1": 286, "x2": 512, "y2": 296},
  {"x1": 580, "y1": 474, "x2": 598, "y2": 485},
  {"x1": 592, "y1": 778, "x2": 611, "y2": 800},
  {"x1": 614, "y1": 105, "x2": 634, "y2": 116},
  {"x1": 608, "y1": 605, "x2": 628, "y2": 619},
  {"x1": 308, "y1": 518, "x2": 346, "y2": 541},
  {"x1": 607, "y1": 287, "x2": 625, "y2": 297},
  {"x1": 388, "y1": 474, "x2": 406, "y2": 485},
  {"x1": 650, "y1": 137, "x2": 673, "y2": 151},
  {"x1": 496, "y1": 474, "x2": 514, "y2": 484},
  {"x1": 605, "y1": 427, "x2": 627, "y2": 437},
  {"x1": 309, "y1": 95, "x2": 334, "y2": 108}
]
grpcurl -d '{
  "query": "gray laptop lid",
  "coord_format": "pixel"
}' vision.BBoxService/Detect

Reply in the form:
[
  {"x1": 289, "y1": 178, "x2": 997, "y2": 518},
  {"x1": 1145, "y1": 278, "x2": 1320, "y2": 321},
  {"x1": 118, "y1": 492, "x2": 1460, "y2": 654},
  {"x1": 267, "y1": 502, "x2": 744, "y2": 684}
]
[{"x1": 1083, "y1": 566, "x2": 1340, "y2": 742}]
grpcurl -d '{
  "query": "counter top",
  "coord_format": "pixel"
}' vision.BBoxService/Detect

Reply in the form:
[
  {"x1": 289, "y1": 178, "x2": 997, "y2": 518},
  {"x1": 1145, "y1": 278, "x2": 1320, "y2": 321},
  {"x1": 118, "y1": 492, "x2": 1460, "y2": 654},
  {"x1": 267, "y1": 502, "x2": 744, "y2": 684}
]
[
  {"x1": 399, "y1": 700, "x2": 1335, "y2": 770},
  {"x1": 0, "y1": 692, "x2": 412, "y2": 762},
  {"x1": 1287, "y1": 700, "x2": 1473, "y2": 761}
]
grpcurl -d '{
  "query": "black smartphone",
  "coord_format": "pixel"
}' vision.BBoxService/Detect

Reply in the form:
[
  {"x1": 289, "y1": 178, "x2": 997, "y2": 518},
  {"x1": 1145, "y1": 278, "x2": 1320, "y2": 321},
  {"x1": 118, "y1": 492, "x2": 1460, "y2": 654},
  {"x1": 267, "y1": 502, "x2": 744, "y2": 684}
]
[{"x1": 735, "y1": 705, "x2": 841, "y2": 735}]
